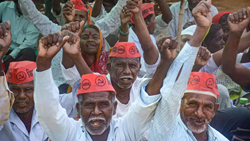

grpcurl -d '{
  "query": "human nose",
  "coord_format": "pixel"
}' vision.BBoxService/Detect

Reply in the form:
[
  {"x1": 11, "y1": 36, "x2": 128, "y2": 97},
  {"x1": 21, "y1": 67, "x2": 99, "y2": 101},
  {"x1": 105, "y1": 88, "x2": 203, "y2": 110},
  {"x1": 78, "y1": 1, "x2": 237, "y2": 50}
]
[
  {"x1": 195, "y1": 106, "x2": 206, "y2": 118},
  {"x1": 18, "y1": 90, "x2": 26, "y2": 99},
  {"x1": 123, "y1": 65, "x2": 131, "y2": 75},
  {"x1": 93, "y1": 105, "x2": 102, "y2": 115}
]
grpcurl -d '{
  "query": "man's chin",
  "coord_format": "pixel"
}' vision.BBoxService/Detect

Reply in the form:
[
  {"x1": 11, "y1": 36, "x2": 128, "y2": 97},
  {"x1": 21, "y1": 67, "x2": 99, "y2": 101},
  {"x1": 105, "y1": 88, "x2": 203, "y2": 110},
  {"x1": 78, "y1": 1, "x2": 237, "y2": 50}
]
[
  {"x1": 86, "y1": 127, "x2": 107, "y2": 136},
  {"x1": 186, "y1": 121, "x2": 207, "y2": 134}
]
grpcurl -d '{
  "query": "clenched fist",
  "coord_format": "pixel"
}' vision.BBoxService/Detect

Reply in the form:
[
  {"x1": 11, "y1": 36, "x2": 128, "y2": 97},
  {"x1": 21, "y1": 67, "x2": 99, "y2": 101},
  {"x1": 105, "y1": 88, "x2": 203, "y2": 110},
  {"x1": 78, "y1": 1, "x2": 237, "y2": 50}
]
[
  {"x1": 61, "y1": 21, "x2": 86, "y2": 36},
  {"x1": 192, "y1": 0, "x2": 212, "y2": 28},
  {"x1": 228, "y1": 8, "x2": 250, "y2": 33},
  {"x1": 62, "y1": 30, "x2": 81, "y2": 59},
  {"x1": 157, "y1": 36, "x2": 178, "y2": 60}
]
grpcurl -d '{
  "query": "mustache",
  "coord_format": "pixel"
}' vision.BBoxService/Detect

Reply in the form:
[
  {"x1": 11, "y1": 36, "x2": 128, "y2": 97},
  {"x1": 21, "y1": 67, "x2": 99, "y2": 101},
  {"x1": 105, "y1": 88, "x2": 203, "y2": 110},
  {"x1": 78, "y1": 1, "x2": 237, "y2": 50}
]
[
  {"x1": 88, "y1": 117, "x2": 106, "y2": 123},
  {"x1": 190, "y1": 116, "x2": 211, "y2": 124},
  {"x1": 119, "y1": 76, "x2": 133, "y2": 79}
]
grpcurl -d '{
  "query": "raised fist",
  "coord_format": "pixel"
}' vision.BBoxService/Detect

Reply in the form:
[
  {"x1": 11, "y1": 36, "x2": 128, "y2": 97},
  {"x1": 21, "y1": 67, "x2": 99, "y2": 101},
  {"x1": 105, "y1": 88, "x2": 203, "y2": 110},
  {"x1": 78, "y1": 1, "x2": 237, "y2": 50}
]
[
  {"x1": 126, "y1": 0, "x2": 142, "y2": 14},
  {"x1": 120, "y1": 6, "x2": 132, "y2": 25},
  {"x1": 0, "y1": 21, "x2": 11, "y2": 59},
  {"x1": 61, "y1": 21, "x2": 86, "y2": 36},
  {"x1": 63, "y1": 1, "x2": 75, "y2": 23},
  {"x1": 61, "y1": 30, "x2": 81, "y2": 58},
  {"x1": 228, "y1": 8, "x2": 250, "y2": 32},
  {"x1": 192, "y1": 0, "x2": 212, "y2": 28},
  {"x1": 157, "y1": 36, "x2": 177, "y2": 60},
  {"x1": 38, "y1": 33, "x2": 68, "y2": 61},
  {"x1": 195, "y1": 47, "x2": 211, "y2": 68}
]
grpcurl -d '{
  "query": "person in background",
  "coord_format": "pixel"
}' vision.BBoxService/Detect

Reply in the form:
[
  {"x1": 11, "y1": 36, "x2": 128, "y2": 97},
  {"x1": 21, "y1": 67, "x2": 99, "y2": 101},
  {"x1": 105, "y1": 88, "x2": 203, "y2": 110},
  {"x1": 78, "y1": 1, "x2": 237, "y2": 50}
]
[
  {"x1": 0, "y1": 21, "x2": 14, "y2": 127},
  {"x1": 222, "y1": 8, "x2": 250, "y2": 92},
  {"x1": 0, "y1": 0, "x2": 39, "y2": 72},
  {"x1": 212, "y1": 11, "x2": 232, "y2": 43},
  {"x1": 167, "y1": 0, "x2": 218, "y2": 38},
  {"x1": 129, "y1": 0, "x2": 172, "y2": 77}
]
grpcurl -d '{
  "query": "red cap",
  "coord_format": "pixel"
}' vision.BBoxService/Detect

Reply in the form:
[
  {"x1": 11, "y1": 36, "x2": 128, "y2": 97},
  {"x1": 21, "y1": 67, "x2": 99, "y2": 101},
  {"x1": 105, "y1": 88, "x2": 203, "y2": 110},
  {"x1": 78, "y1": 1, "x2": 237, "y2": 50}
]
[
  {"x1": 109, "y1": 42, "x2": 141, "y2": 59},
  {"x1": 185, "y1": 72, "x2": 220, "y2": 99},
  {"x1": 130, "y1": 3, "x2": 155, "y2": 24},
  {"x1": 71, "y1": 0, "x2": 88, "y2": 12},
  {"x1": 7, "y1": 61, "x2": 36, "y2": 84},
  {"x1": 77, "y1": 73, "x2": 116, "y2": 96},
  {"x1": 212, "y1": 11, "x2": 232, "y2": 24}
]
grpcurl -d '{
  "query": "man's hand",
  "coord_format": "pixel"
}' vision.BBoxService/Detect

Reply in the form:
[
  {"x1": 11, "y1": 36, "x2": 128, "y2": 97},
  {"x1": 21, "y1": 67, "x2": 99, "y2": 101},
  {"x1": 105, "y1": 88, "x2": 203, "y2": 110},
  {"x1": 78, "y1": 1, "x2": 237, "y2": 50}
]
[
  {"x1": 37, "y1": 33, "x2": 69, "y2": 71},
  {"x1": 157, "y1": 36, "x2": 177, "y2": 60},
  {"x1": 120, "y1": 6, "x2": 132, "y2": 25},
  {"x1": 195, "y1": 47, "x2": 211, "y2": 67},
  {"x1": 0, "y1": 21, "x2": 11, "y2": 59},
  {"x1": 228, "y1": 8, "x2": 250, "y2": 33},
  {"x1": 62, "y1": 30, "x2": 81, "y2": 59},
  {"x1": 126, "y1": 0, "x2": 142, "y2": 14},
  {"x1": 61, "y1": 21, "x2": 86, "y2": 36},
  {"x1": 192, "y1": 0, "x2": 212, "y2": 28},
  {"x1": 63, "y1": 1, "x2": 75, "y2": 23}
]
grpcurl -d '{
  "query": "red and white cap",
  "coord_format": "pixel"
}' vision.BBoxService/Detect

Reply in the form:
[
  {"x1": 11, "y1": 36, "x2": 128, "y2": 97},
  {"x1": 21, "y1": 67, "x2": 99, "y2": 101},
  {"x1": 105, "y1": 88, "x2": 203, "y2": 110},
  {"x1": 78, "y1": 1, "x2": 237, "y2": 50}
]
[
  {"x1": 109, "y1": 42, "x2": 141, "y2": 59},
  {"x1": 185, "y1": 72, "x2": 220, "y2": 99}
]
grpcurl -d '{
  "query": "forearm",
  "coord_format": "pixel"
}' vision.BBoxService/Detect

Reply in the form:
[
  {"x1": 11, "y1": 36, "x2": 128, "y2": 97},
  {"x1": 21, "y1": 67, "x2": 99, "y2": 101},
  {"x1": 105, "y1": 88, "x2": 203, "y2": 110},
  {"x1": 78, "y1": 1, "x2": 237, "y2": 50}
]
[
  {"x1": 155, "y1": 0, "x2": 172, "y2": 23},
  {"x1": 146, "y1": 59, "x2": 174, "y2": 95},
  {"x1": 62, "y1": 51, "x2": 74, "y2": 69},
  {"x1": 189, "y1": 27, "x2": 208, "y2": 47},
  {"x1": 52, "y1": 0, "x2": 62, "y2": 15},
  {"x1": 134, "y1": 12, "x2": 159, "y2": 64},
  {"x1": 71, "y1": 54, "x2": 92, "y2": 76},
  {"x1": 238, "y1": 32, "x2": 250, "y2": 52},
  {"x1": 222, "y1": 31, "x2": 242, "y2": 74},
  {"x1": 92, "y1": 0, "x2": 103, "y2": 17},
  {"x1": 118, "y1": 23, "x2": 129, "y2": 42}
]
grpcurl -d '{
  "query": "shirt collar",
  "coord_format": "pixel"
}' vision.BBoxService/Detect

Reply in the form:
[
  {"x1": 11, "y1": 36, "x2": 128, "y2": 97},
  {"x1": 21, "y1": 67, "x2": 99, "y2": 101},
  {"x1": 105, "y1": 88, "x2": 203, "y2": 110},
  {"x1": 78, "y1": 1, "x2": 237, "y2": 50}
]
[{"x1": 184, "y1": 0, "x2": 189, "y2": 10}]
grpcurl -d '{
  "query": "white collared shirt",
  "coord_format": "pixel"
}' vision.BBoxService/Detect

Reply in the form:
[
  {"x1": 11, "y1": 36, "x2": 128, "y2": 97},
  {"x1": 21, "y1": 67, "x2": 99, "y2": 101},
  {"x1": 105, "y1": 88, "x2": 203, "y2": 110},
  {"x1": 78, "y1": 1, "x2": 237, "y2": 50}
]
[{"x1": 34, "y1": 68, "x2": 161, "y2": 141}]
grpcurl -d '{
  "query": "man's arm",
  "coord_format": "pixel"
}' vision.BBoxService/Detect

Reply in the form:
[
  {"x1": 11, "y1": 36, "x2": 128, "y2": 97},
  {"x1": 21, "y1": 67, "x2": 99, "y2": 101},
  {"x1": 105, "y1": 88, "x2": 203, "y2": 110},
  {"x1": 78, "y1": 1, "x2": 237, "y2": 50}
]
[
  {"x1": 127, "y1": 0, "x2": 159, "y2": 65},
  {"x1": 92, "y1": 0, "x2": 104, "y2": 18},
  {"x1": 222, "y1": 8, "x2": 250, "y2": 87},
  {"x1": 52, "y1": 0, "x2": 62, "y2": 15},
  {"x1": 19, "y1": 0, "x2": 61, "y2": 35},
  {"x1": 118, "y1": 6, "x2": 131, "y2": 42},
  {"x1": 9, "y1": 23, "x2": 39, "y2": 59},
  {"x1": 153, "y1": 0, "x2": 172, "y2": 37},
  {"x1": 0, "y1": 21, "x2": 14, "y2": 127},
  {"x1": 166, "y1": 4, "x2": 177, "y2": 37}
]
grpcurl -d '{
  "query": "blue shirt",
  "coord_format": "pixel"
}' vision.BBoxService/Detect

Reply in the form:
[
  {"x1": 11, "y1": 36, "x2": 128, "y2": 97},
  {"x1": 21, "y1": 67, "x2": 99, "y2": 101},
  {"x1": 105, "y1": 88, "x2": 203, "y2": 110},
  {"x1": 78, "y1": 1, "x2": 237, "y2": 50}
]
[{"x1": 0, "y1": 1, "x2": 39, "y2": 58}]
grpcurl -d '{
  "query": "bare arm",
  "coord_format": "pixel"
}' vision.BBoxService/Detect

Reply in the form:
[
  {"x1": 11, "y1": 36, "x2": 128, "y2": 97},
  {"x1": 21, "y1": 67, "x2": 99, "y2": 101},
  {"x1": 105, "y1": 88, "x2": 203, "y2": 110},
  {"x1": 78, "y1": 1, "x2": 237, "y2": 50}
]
[
  {"x1": 155, "y1": 0, "x2": 172, "y2": 24},
  {"x1": 222, "y1": 8, "x2": 250, "y2": 87},
  {"x1": 118, "y1": 6, "x2": 131, "y2": 42},
  {"x1": 92, "y1": 0, "x2": 104, "y2": 17}
]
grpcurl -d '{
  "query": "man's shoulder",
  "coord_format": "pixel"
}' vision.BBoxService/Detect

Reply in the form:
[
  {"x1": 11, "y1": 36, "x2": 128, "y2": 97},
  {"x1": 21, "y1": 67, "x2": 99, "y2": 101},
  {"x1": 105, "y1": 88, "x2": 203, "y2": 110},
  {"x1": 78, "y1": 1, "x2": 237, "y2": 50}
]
[{"x1": 0, "y1": 1, "x2": 15, "y2": 9}]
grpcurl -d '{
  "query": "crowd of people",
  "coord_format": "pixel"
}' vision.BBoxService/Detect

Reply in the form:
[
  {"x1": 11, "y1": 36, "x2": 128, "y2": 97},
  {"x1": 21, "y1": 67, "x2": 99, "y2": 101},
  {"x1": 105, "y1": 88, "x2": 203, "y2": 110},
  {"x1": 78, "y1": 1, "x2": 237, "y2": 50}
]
[{"x1": 0, "y1": 0, "x2": 250, "y2": 140}]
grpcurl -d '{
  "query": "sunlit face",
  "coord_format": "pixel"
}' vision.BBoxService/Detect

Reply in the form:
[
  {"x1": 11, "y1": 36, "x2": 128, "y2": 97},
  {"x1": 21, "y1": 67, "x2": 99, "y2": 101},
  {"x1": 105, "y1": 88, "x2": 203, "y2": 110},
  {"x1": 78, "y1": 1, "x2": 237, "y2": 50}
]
[
  {"x1": 207, "y1": 29, "x2": 225, "y2": 53},
  {"x1": 80, "y1": 28, "x2": 100, "y2": 55},
  {"x1": 107, "y1": 58, "x2": 141, "y2": 89},
  {"x1": 9, "y1": 81, "x2": 34, "y2": 114},
  {"x1": 180, "y1": 93, "x2": 219, "y2": 134},
  {"x1": 74, "y1": 10, "x2": 88, "y2": 22},
  {"x1": 180, "y1": 35, "x2": 192, "y2": 49},
  {"x1": 146, "y1": 14, "x2": 157, "y2": 34},
  {"x1": 78, "y1": 92, "x2": 117, "y2": 135}
]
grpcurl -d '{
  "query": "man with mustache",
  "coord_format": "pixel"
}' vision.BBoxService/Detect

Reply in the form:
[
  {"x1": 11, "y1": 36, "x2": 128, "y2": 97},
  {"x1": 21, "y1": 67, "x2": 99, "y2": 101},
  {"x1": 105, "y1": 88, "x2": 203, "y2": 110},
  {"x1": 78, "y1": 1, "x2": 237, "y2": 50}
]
[
  {"x1": 60, "y1": 0, "x2": 162, "y2": 119},
  {"x1": 167, "y1": 0, "x2": 218, "y2": 38},
  {"x1": 33, "y1": 28, "x2": 173, "y2": 140}
]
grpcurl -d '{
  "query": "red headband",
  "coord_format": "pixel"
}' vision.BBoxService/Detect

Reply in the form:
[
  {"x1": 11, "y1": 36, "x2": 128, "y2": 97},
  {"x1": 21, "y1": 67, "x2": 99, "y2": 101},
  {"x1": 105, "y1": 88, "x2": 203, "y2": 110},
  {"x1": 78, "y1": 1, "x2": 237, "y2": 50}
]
[
  {"x1": 185, "y1": 72, "x2": 220, "y2": 99},
  {"x1": 77, "y1": 73, "x2": 116, "y2": 96},
  {"x1": 109, "y1": 42, "x2": 141, "y2": 59},
  {"x1": 7, "y1": 61, "x2": 36, "y2": 84},
  {"x1": 130, "y1": 3, "x2": 155, "y2": 24},
  {"x1": 212, "y1": 11, "x2": 232, "y2": 24},
  {"x1": 71, "y1": 0, "x2": 88, "y2": 12}
]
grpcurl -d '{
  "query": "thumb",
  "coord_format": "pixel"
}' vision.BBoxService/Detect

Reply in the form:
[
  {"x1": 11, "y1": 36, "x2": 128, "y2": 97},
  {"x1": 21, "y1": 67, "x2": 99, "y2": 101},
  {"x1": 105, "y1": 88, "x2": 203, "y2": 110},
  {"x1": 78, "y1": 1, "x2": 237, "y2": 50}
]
[
  {"x1": 7, "y1": 21, "x2": 11, "y2": 36},
  {"x1": 206, "y1": 0, "x2": 211, "y2": 7},
  {"x1": 80, "y1": 20, "x2": 86, "y2": 28},
  {"x1": 247, "y1": 7, "x2": 250, "y2": 20},
  {"x1": 162, "y1": 39, "x2": 171, "y2": 50},
  {"x1": 59, "y1": 36, "x2": 69, "y2": 47}
]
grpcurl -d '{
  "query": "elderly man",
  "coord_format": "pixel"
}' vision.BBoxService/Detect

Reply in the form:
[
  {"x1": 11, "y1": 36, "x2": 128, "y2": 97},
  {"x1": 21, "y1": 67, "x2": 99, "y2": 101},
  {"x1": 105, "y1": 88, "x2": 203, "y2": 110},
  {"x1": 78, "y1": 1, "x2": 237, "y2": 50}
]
[
  {"x1": 0, "y1": 21, "x2": 14, "y2": 127},
  {"x1": 148, "y1": 0, "x2": 227, "y2": 140},
  {"x1": 32, "y1": 26, "x2": 174, "y2": 140},
  {"x1": 60, "y1": 0, "x2": 163, "y2": 119},
  {"x1": 0, "y1": 0, "x2": 39, "y2": 72},
  {"x1": 167, "y1": 0, "x2": 218, "y2": 38}
]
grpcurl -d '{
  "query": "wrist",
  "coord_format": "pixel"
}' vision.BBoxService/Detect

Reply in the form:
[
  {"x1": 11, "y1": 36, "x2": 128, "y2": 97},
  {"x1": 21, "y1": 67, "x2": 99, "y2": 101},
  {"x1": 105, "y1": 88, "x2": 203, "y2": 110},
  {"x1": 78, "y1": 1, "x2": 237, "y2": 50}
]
[
  {"x1": 121, "y1": 23, "x2": 128, "y2": 32},
  {"x1": 36, "y1": 57, "x2": 52, "y2": 72},
  {"x1": 230, "y1": 31, "x2": 243, "y2": 36},
  {"x1": 70, "y1": 52, "x2": 82, "y2": 60}
]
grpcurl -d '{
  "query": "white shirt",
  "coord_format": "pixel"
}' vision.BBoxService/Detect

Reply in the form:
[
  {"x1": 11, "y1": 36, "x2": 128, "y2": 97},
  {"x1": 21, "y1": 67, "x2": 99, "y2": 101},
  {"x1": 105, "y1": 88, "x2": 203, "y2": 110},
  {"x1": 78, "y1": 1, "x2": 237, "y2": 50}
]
[
  {"x1": 34, "y1": 68, "x2": 161, "y2": 141},
  {"x1": 128, "y1": 27, "x2": 160, "y2": 78},
  {"x1": 148, "y1": 42, "x2": 227, "y2": 140}
]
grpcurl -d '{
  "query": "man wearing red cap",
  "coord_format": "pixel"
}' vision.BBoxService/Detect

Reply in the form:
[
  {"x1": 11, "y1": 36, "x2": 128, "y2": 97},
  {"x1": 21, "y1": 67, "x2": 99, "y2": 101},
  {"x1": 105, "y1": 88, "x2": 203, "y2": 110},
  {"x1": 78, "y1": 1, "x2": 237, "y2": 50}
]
[
  {"x1": 0, "y1": 21, "x2": 14, "y2": 128},
  {"x1": 148, "y1": 0, "x2": 227, "y2": 140},
  {"x1": 33, "y1": 30, "x2": 168, "y2": 141}
]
